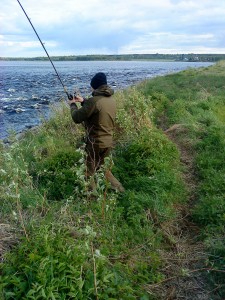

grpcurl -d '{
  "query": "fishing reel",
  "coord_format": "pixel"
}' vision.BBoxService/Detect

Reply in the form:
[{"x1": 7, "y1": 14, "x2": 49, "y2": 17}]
[
  {"x1": 67, "y1": 93, "x2": 74, "y2": 100},
  {"x1": 67, "y1": 90, "x2": 80, "y2": 100}
]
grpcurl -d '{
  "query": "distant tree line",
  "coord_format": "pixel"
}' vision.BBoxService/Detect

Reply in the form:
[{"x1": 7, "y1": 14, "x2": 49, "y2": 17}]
[{"x1": 1, "y1": 54, "x2": 225, "y2": 62}]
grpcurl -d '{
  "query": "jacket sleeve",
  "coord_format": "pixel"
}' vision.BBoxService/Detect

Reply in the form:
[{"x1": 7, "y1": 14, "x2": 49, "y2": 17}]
[{"x1": 70, "y1": 99, "x2": 96, "y2": 124}]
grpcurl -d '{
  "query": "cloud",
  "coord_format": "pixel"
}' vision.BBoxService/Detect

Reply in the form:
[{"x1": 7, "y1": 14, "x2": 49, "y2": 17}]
[
  {"x1": 119, "y1": 32, "x2": 225, "y2": 54},
  {"x1": 0, "y1": 0, "x2": 225, "y2": 56}
]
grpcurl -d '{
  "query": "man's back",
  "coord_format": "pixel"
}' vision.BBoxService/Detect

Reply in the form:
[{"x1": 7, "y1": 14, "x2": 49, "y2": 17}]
[
  {"x1": 86, "y1": 86, "x2": 116, "y2": 148},
  {"x1": 71, "y1": 84, "x2": 116, "y2": 148}
]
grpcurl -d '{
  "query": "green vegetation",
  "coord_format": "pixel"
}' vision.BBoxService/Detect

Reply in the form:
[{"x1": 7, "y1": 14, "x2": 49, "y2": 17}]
[
  {"x1": 140, "y1": 61, "x2": 225, "y2": 296},
  {"x1": 0, "y1": 62, "x2": 224, "y2": 299},
  {"x1": 1, "y1": 53, "x2": 225, "y2": 62}
]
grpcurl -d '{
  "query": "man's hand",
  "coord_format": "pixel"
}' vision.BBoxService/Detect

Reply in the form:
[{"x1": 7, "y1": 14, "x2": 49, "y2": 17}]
[
  {"x1": 68, "y1": 95, "x2": 84, "y2": 105},
  {"x1": 74, "y1": 95, "x2": 84, "y2": 103}
]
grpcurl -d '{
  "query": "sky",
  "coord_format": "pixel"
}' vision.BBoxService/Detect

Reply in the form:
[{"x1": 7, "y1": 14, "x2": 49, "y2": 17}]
[{"x1": 1, "y1": 0, "x2": 225, "y2": 57}]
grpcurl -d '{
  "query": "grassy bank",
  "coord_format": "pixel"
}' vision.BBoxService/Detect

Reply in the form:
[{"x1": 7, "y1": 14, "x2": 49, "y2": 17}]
[
  {"x1": 140, "y1": 60, "x2": 225, "y2": 297},
  {"x1": 0, "y1": 62, "x2": 224, "y2": 299}
]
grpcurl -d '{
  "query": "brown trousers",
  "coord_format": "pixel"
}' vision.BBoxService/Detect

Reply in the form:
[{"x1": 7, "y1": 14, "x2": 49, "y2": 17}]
[
  {"x1": 85, "y1": 143, "x2": 125, "y2": 192},
  {"x1": 85, "y1": 143, "x2": 111, "y2": 177}
]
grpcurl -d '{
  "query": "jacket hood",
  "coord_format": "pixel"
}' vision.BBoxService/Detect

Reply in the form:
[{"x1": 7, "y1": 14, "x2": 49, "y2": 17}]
[{"x1": 92, "y1": 84, "x2": 114, "y2": 97}]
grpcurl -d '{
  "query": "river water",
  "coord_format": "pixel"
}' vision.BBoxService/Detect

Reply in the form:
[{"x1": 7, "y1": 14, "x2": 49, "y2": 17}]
[{"x1": 0, "y1": 60, "x2": 213, "y2": 140}]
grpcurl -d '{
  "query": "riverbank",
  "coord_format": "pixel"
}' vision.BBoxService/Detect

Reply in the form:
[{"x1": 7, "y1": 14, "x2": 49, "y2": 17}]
[{"x1": 0, "y1": 61, "x2": 224, "y2": 299}]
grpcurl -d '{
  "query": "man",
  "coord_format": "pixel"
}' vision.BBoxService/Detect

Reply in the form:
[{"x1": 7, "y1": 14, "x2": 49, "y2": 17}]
[{"x1": 69, "y1": 72, "x2": 124, "y2": 193}]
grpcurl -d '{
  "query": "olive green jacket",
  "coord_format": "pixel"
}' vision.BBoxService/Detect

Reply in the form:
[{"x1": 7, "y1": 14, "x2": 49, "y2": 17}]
[{"x1": 70, "y1": 85, "x2": 116, "y2": 148}]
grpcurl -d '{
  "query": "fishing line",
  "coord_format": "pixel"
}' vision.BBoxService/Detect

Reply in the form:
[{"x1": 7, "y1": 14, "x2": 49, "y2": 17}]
[{"x1": 17, "y1": 0, "x2": 73, "y2": 100}]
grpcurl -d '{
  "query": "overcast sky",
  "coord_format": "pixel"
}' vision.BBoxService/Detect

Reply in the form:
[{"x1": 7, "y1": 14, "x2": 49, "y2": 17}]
[{"x1": 1, "y1": 0, "x2": 225, "y2": 57}]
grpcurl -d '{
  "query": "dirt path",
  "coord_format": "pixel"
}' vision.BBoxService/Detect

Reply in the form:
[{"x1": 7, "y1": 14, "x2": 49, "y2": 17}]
[{"x1": 150, "y1": 124, "x2": 211, "y2": 299}]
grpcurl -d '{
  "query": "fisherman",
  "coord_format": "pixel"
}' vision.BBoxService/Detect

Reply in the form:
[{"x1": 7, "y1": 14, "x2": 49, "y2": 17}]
[{"x1": 68, "y1": 72, "x2": 125, "y2": 193}]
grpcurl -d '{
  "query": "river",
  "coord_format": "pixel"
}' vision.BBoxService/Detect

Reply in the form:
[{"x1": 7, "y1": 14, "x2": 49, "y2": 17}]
[{"x1": 0, "y1": 60, "x2": 213, "y2": 140}]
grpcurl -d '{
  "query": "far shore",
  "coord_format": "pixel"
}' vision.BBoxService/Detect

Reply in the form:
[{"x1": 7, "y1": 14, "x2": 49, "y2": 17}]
[{"x1": 1, "y1": 53, "x2": 225, "y2": 62}]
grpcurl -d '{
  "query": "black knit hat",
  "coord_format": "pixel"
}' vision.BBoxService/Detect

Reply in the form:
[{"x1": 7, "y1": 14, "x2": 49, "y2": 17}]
[{"x1": 90, "y1": 72, "x2": 107, "y2": 89}]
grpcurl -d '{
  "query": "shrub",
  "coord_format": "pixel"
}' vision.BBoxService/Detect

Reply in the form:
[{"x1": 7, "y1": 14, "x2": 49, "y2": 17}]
[
  {"x1": 32, "y1": 150, "x2": 83, "y2": 200},
  {"x1": 113, "y1": 130, "x2": 186, "y2": 221}
]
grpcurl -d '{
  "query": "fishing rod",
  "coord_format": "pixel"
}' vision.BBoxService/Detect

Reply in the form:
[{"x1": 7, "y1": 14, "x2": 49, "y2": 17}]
[{"x1": 17, "y1": 0, "x2": 73, "y2": 100}]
